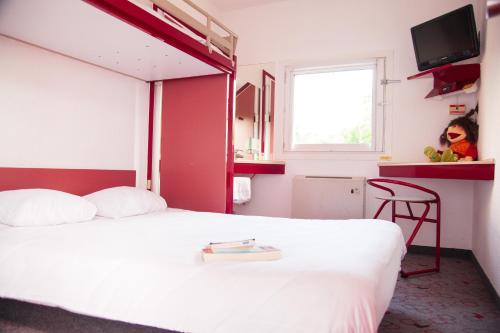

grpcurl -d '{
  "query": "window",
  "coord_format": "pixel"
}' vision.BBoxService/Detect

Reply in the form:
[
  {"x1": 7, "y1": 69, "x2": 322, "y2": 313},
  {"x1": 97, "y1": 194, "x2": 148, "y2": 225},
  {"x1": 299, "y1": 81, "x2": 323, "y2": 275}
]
[{"x1": 285, "y1": 59, "x2": 385, "y2": 152}]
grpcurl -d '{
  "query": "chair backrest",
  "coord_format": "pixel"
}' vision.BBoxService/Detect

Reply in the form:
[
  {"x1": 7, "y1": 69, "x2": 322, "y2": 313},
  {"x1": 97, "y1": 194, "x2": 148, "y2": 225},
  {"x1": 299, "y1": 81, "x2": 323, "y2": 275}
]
[{"x1": 367, "y1": 178, "x2": 440, "y2": 202}]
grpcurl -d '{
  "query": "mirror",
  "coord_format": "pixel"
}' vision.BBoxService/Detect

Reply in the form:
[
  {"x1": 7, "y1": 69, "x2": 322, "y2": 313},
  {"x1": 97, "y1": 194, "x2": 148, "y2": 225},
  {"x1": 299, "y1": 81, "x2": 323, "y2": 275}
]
[
  {"x1": 235, "y1": 82, "x2": 260, "y2": 159},
  {"x1": 235, "y1": 63, "x2": 276, "y2": 160}
]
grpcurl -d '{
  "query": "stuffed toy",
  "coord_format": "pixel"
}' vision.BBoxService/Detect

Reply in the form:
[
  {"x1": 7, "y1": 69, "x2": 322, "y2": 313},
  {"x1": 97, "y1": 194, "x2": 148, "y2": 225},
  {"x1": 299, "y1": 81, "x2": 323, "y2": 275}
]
[
  {"x1": 424, "y1": 106, "x2": 479, "y2": 162},
  {"x1": 424, "y1": 146, "x2": 458, "y2": 162}
]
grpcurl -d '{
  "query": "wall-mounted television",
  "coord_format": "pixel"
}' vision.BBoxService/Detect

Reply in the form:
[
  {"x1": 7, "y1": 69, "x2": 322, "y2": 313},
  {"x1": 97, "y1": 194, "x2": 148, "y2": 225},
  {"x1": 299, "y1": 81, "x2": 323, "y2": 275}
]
[{"x1": 411, "y1": 4, "x2": 480, "y2": 71}]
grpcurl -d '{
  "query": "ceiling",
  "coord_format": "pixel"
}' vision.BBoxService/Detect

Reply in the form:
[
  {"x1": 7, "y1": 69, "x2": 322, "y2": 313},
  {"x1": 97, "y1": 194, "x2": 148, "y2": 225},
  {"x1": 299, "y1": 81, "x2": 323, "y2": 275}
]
[
  {"x1": 209, "y1": 0, "x2": 287, "y2": 11},
  {"x1": 0, "y1": 0, "x2": 222, "y2": 81}
]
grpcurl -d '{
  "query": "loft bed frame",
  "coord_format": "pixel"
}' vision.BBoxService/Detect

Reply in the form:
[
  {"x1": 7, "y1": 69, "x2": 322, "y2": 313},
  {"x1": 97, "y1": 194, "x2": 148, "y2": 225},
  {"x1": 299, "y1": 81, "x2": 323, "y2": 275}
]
[
  {"x1": 85, "y1": 0, "x2": 237, "y2": 73},
  {"x1": 0, "y1": 0, "x2": 237, "y2": 212},
  {"x1": 83, "y1": 0, "x2": 236, "y2": 214}
]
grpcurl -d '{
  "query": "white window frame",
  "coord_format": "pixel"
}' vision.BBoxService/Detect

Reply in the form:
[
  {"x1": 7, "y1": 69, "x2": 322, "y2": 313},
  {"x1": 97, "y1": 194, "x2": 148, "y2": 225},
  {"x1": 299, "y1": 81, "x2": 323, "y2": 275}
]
[{"x1": 284, "y1": 58, "x2": 386, "y2": 153}]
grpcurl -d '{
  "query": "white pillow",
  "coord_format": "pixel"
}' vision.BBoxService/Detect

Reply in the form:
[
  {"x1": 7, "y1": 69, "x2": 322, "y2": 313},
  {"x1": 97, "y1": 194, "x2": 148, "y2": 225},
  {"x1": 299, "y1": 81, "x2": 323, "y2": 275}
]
[
  {"x1": 0, "y1": 189, "x2": 97, "y2": 227},
  {"x1": 84, "y1": 186, "x2": 167, "y2": 218}
]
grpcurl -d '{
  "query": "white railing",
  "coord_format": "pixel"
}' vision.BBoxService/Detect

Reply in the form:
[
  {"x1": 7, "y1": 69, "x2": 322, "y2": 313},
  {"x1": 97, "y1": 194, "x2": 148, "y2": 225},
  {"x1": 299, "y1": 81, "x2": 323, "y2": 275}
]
[{"x1": 150, "y1": 0, "x2": 238, "y2": 62}]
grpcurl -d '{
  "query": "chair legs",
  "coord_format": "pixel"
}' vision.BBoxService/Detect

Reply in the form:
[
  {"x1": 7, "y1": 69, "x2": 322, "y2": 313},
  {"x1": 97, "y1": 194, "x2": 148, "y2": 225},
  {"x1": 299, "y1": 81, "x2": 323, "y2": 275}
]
[
  {"x1": 374, "y1": 200, "x2": 441, "y2": 278},
  {"x1": 400, "y1": 202, "x2": 439, "y2": 277},
  {"x1": 435, "y1": 201, "x2": 441, "y2": 272},
  {"x1": 373, "y1": 200, "x2": 390, "y2": 219},
  {"x1": 405, "y1": 203, "x2": 430, "y2": 248}
]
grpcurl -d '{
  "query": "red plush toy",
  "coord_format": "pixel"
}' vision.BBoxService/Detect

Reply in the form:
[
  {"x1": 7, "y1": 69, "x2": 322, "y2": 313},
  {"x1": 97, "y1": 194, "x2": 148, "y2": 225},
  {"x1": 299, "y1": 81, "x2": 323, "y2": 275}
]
[{"x1": 439, "y1": 106, "x2": 479, "y2": 161}]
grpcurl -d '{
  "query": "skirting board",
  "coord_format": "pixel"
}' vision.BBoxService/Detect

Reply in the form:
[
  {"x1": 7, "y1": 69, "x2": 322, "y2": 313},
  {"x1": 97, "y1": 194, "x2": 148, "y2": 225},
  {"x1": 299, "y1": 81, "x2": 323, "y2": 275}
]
[
  {"x1": 408, "y1": 245, "x2": 500, "y2": 308},
  {"x1": 407, "y1": 245, "x2": 472, "y2": 258},
  {"x1": 471, "y1": 254, "x2": 500, "y2": 309}
]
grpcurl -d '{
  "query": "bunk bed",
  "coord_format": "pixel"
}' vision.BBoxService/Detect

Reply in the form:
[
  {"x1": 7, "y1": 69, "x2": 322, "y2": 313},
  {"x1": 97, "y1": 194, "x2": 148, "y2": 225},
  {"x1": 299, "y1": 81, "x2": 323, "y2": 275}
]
[
  {"x1": 0, "y1": 0, "x2": 237, "y2": 214},
  {"x1": 0, "y1": 1, "x2": 406, "y2": 332}
]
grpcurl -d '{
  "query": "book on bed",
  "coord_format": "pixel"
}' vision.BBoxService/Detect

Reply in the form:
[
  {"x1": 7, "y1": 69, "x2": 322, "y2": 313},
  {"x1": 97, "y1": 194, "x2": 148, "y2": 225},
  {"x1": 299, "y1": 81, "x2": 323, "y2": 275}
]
[
  {"x1": 208, "y1": 238, "x2": 256, "y2": 250},
  {"x1": 202, "y1": 245, "x2": 281, "y2": 262}
]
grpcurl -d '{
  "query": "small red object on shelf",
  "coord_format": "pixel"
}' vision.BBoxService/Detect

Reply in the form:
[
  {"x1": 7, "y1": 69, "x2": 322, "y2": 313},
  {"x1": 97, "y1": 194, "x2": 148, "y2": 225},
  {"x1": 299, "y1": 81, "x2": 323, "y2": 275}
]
[
  {"x1": 407, "y1": 63, "x2": 480, "y2": 98},
  {"x1": 449, "y1": 104, "x2": 466, "y2": 115}
]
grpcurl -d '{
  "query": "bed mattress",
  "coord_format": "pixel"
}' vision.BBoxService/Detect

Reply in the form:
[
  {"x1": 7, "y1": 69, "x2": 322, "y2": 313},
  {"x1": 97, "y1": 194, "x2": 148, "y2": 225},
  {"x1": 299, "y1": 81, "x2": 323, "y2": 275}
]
[{"x1": 0, "y1": 209, "x2": 406, "y2": 333}]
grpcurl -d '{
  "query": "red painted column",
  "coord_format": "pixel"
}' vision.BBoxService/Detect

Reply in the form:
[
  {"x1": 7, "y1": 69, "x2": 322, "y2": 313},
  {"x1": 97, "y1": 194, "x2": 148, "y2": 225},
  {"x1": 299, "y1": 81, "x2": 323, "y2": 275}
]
[
  {"x1": 161, "y1": 74, "x2": 228, "y2": 213},
  {"x1": 226, "y1": 69, "x2": 236, "y2": 213},
  {"x1": 147, "y1": 81, "x2": 155, "y2": 189},
  {"x1": 261, "y1": 70, "x2": 266, "y2": 153}
]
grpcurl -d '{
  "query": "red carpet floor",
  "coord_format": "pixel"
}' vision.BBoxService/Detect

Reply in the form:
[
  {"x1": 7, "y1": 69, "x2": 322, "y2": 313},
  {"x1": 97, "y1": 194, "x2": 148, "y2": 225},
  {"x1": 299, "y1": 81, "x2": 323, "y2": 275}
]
[{"x1": 380, "y1": 254, "x2": 500, "y2": 333}]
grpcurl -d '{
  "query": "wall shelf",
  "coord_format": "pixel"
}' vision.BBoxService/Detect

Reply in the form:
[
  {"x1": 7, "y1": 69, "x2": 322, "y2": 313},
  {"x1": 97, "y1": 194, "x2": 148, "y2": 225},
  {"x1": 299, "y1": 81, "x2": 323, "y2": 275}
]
[
  {"x1": 234, "y1": 159, "x2": 285, "y2": 175},
  {"x1": 378, "y1": 160, "x2": 495, "y2": 180},
  {"x1": 407, "y1": 63, "x2": 480, "y2": 99}
]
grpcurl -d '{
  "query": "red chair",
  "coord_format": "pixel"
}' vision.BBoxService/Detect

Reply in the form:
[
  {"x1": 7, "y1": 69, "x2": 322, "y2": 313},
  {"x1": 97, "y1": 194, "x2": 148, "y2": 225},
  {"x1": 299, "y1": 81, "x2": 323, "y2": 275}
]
[{"x1": 367, "y1": 178, "x2": 441, "y2": 278}]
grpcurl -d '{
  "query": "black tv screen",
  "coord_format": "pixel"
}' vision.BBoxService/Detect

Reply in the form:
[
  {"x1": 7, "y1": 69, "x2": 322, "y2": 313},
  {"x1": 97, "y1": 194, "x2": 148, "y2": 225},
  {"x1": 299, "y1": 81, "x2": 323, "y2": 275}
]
[{"x1": 411, "y1": 4, "x2": 479, "y2": 71}]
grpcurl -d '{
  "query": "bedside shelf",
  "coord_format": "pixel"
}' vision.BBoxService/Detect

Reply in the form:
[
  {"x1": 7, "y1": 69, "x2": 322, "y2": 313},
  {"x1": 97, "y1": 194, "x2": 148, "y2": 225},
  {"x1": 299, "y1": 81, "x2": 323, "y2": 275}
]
[{"x1": 378, "y1": 160, "x2": 495, "y2": 180}]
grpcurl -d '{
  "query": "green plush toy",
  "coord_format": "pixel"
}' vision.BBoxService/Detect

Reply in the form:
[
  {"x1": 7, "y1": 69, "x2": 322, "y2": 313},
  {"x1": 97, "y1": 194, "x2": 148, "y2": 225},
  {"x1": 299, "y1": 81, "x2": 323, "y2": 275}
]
[{"x1": 424, "y1": 146, "x2": 458, "y2": 162}]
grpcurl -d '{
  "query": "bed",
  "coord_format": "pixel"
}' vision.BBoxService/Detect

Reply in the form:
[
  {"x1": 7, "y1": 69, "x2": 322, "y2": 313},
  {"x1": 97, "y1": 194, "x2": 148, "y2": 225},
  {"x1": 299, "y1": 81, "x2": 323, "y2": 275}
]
[
  {"x1": 0, "y1": 207, "x2": 406, "y2": 333},
  {"x1": 1, "y1": 0, "x2": 405, "y2": 329}
]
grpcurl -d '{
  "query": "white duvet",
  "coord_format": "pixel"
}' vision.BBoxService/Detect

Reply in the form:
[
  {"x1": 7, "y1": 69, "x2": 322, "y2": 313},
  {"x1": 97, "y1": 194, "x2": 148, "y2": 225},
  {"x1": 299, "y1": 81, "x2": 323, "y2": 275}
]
[{"x1": 0, "y1": 209, "x2": 406, "y2": 333}]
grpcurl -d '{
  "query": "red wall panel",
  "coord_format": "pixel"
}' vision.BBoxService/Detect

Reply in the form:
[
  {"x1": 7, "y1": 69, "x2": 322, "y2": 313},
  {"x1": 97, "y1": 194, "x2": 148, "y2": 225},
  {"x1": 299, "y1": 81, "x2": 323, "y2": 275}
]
[
  {"x1": 161, "y1": 74, "x2": 228, "y2": 213},
  {"x1": 0, "y1": 167, "x2": 135, "y2": 195}
]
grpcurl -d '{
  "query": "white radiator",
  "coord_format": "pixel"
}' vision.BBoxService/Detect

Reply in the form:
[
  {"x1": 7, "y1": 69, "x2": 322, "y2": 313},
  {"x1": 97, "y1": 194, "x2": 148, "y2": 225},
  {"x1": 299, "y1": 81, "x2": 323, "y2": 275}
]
[{"x1": 291, "y1": 176, "x2": 365, "y2": 219}]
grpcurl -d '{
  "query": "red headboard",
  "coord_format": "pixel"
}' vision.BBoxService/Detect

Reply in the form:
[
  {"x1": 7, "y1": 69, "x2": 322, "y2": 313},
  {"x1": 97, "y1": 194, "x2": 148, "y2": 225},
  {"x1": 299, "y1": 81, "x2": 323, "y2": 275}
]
[{"x1": 0, "y1": 167, "x2": 136, "y2": 196}]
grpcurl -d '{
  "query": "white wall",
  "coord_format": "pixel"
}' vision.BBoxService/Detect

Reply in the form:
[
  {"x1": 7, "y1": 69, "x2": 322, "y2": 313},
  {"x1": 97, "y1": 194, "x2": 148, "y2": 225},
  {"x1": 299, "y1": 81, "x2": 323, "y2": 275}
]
[
  {"x1": 236, "y1": 63, "x2": 275, "y2": 90},
  {"x1": 0, "y1": 36, "x2": 149, "y2": 187},
  {"x1": 473, "y1": 12, "x2": 500, "y2": 293},
  {"x1": 223, "y1": 0, "x2": 483, "y2": 249}
]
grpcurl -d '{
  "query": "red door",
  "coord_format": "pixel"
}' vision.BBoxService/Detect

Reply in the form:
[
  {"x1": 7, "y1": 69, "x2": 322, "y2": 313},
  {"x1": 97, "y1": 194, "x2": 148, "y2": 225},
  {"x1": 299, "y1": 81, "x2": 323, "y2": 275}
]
[{"x1": 160, "y1": 74, "x2": 228, "y2": 213}]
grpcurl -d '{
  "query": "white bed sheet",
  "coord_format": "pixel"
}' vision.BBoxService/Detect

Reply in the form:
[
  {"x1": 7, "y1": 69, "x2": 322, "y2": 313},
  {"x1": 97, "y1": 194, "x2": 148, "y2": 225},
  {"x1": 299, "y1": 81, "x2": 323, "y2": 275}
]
[{"x1": 0, "y1": 209, "x2": 406, "y2": 333}]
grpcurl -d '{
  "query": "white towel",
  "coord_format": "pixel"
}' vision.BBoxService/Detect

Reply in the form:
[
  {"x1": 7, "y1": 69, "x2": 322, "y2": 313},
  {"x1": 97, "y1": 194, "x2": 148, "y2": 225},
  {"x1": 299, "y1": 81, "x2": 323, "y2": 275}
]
[{"x1": 233, "y1": 177, "x2": 251, "y2": 204}]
